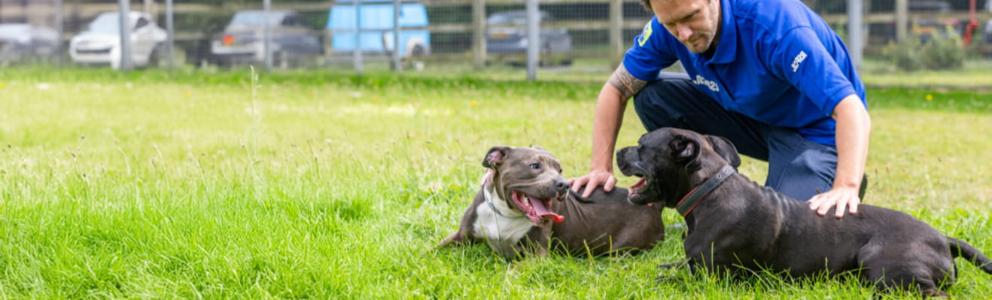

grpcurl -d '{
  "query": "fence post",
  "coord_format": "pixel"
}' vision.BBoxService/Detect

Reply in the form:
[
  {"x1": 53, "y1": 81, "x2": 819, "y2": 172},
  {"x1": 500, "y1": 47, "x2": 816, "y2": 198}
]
[
  {"x1": 354, "y1": 0, "x2": 364, "y2": 74},
  {"x1": 263, "y1": 0, "x2": 273, "y2": 70},
  {"x1": 525, "y1": 0, "x2": 539, "y2": 81},
  {"x1": 392, "y1": 0, "x2": 402, "y2": 71},
  {"x1": 847, "y1": 0, "x2": 862, "y2": 68},
  {"x1": 165, "y1": 0, "x2": 174, "y2": 69},
  {"x1": 117, "y1": 0, "x2": 132, "y2": 71},
  {"x1": 895, "y1": 0, "x2": 907, "y2": 42},
  {"x1": 609, "y1": 0, "x2": 623, "y2": 69},
  {"x1": 472, "y1": 0, "x2": 486, "y2": 69},
  {"x1": 54, "y1": 0, "x2": 63, "y2": 66}
]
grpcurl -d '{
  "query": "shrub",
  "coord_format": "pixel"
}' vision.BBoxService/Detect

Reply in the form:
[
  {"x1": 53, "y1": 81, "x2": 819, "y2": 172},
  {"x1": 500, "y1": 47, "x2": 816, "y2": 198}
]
[{"x1": 884, "y1": 26, "x2": 965, "y2": 71}]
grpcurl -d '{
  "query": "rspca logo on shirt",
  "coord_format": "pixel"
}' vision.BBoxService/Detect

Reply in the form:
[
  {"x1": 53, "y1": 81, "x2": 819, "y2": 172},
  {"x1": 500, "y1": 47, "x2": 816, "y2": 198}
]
[
  {"x1": 791, "y1": 51, "x2": 807, "y2": 73},
  {"x1": 692, "y1": 75, "x2": 720, "y2": 93},
  {"x1": 638, "y1": 22, "x2": 653, "y2": 47}
]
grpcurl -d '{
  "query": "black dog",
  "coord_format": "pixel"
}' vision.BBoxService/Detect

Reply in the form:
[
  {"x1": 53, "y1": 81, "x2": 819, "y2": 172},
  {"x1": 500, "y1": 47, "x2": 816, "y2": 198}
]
[{"x1": 617, "y1": 127, "x2": 991, "y2": 296}]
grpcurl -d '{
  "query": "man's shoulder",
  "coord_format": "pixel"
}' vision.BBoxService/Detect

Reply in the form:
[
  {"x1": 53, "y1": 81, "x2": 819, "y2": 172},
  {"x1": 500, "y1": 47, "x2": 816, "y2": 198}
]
[{"x1": 731, "y1": 0, "x2": 816, "y2": 31}]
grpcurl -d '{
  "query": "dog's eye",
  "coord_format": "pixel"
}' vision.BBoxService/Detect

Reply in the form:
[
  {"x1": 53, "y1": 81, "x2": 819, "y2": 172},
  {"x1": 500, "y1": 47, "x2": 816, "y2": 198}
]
[{"x1": 529, "y1": 163, "x2": 541, "y2": 170}]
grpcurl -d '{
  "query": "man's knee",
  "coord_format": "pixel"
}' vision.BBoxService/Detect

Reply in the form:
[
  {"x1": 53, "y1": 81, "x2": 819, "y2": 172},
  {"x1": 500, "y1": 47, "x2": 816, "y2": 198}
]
[
  {"x1": 767, "y1": 145, "x2": 836, "y2": 201},
  {"x1": 781, "y1": 156, "x2": 833, "y2": 201}
]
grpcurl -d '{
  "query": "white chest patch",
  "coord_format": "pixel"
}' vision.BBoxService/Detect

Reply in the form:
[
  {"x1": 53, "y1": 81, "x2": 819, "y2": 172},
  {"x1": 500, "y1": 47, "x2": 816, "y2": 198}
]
[{"x1": 472, "y1": 188, "x2": 535, "y2": 255}]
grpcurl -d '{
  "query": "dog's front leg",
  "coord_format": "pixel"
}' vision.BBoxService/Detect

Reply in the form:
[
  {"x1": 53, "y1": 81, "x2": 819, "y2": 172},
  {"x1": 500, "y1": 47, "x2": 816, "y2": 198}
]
[{"x1": 521, "y1": 225, "x2": 553, "y2": 257}]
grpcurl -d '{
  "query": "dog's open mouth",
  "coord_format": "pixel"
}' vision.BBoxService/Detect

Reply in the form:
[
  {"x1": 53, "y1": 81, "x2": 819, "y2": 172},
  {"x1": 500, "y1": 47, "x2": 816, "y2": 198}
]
[
  {"x1": 510, "y1": 191, "x2": 564, "y2": 225},
  {"x1": 629, "y1": 177, "x2": 648, "y2": 200}
]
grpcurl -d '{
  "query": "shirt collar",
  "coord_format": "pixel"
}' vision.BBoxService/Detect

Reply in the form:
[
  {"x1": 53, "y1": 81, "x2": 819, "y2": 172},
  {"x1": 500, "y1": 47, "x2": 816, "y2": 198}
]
[{"x1": 706, "y1": 0, "x2": 737, "y2": 64}]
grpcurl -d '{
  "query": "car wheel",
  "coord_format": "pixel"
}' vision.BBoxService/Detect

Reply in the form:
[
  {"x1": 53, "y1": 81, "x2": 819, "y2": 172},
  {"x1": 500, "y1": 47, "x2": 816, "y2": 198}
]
[
  {"x1": 409, "y1": 44, "x2": 426, "y2": 71},
  {"x1": 539, "y1": 43, "x2": 552, "y2": 67},
  {"x1": 148, "y1": 44, "x2": 166, "y2": 68},
  {"x1": 274, "y1": 50, "x2": 290, "y2": 69}
]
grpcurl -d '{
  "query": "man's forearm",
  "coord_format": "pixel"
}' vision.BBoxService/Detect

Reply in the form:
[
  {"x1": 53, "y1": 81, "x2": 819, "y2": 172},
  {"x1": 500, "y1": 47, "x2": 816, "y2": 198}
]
[
  {"x1": 591, "y1": 65, "x2": 647, "y2": 171},
  {"x1": 590, "y1": 84, "x2": 626, "y2": 171},
  {"x1": 832, "y1": 95, "x2": 871, "y2": 190}
]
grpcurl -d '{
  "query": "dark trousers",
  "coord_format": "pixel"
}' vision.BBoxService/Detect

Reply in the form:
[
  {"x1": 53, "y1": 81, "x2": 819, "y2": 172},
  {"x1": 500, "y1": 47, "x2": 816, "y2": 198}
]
[{"x1": 632, "y1": 72, "x2": 865, "y2": 201}]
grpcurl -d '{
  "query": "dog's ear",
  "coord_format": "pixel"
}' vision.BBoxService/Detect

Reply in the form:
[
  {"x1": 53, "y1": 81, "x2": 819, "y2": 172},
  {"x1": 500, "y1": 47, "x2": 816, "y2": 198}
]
[
  {"x1": 706, "y1": 135, "x2": 741, "y2": 169},
  {"x1": 482, "y1": 146, "x2": 510, "y2": 169},
  {"x1": 669, "y1": 134, "x2": 700, "y2": 165}
]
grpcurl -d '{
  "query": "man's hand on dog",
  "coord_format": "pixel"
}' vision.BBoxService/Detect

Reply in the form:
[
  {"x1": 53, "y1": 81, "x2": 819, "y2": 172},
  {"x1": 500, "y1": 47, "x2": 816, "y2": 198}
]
[
  {"x1": 808, "y1": 186, "x2": 861, "y2": 218},
  {"x1": 570, "y1": 169, "x2": 616, "y2": 198}
]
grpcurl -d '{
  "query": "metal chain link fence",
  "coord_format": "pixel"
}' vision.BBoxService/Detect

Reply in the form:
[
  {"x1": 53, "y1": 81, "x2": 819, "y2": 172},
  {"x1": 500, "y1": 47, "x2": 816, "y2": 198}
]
[{"x1": 1, "y1": 0, "x2": 990, "y2": 79}]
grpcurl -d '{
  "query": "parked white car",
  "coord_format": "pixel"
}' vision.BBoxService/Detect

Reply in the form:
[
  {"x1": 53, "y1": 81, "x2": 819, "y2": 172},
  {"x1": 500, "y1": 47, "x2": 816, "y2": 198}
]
[{"x1": 69, "y1": 12, "x2": 167, "y2": 69}]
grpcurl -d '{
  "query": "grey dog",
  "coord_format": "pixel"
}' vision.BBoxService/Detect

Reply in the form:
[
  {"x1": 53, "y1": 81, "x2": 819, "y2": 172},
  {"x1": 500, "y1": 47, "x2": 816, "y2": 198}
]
[
  {"x1": 439, "y1": 146, "x2": 665, "y2": 259},
  {"x1": 616, "y1": 127, "x2": 991, "y2": 296}
]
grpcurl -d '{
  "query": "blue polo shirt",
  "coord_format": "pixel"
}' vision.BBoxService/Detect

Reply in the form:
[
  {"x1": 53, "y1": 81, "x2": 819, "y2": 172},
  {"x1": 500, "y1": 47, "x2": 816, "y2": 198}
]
[{"x1": 624, "y1": 0, "x2": 866, "y2": 146}]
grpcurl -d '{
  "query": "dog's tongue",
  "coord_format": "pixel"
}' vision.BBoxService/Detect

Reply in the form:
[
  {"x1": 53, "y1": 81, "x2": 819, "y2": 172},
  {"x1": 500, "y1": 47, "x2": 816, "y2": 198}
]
[{"x1": 529, "y1": 198, "x2": 564, "y2": 224}]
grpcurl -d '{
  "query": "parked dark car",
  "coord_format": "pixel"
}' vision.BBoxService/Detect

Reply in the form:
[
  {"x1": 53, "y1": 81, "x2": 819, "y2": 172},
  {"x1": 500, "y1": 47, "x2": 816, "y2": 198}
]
[
  {"x1": 868, "y1": 0, "x2": 962, "y2": 45},
  {"x1": 486, "y1": 10, "x2": 572, "y2": 66},
  {"x1": 0, "y1": 23, "x2": 58, "y2": 65},
  {"x1": 210, "y1": 10, "x2": 323, "y2": 68},
  {"x1": 985, "y1": 0, "x2": 992, "y2": 45}
]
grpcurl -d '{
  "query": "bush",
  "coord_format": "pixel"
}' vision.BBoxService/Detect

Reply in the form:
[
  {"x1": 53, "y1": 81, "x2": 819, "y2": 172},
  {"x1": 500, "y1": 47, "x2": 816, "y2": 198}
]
[
  {"x1": 883, "y1": 37, "x2": 923, "y2": 71},
  {"x1": 883, "y1": 26, "x2": 965, "y2": 71}
]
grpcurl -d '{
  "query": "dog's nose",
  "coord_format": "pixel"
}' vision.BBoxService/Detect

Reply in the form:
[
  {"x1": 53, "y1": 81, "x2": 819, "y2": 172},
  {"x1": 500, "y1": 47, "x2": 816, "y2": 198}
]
[
  {"x1": 616, "y1": 148, "x2": 630, "y2": 171},
  {"x1": 554, "y1": 180, "x2": 569, "y2": 192}
]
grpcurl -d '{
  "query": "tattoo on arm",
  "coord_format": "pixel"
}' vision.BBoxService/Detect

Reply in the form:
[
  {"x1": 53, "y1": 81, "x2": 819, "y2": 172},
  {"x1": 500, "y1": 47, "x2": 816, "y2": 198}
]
[{"x1": 607, "y1": 63, "x2": 647, "y2": 100}]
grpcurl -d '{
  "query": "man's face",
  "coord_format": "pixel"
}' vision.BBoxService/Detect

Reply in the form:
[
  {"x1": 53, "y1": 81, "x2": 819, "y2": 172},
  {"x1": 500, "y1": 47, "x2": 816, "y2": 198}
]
[{"x1": 651, "y1": 0, "x2": 721, "y2": 53}]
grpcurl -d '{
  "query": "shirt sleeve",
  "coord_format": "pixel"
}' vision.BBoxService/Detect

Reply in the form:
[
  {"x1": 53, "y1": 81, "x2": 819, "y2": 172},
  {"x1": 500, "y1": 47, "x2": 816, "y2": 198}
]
[
  {"x1": 621, "y1": 17, "x2": 679, "y2": 81},
  {"x1": 766, "y1": 26, "x2": 858, "y2": 117}
]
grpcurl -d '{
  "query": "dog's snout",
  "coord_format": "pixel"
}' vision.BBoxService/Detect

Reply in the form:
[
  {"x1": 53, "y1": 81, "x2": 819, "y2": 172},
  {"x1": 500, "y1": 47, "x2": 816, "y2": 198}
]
[
  {"x1": 617, "y1": 149, "x2": 630, "y2": 168},
  {"x1": 554, "y1": 179, "x2": 569, "y2": 193},
  {"x1": 617, "y1": 147, "x2": 636, "y2": 175}
]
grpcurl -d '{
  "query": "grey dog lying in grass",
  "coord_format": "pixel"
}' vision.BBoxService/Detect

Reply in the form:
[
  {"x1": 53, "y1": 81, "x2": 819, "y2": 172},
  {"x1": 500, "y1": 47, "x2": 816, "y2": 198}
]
[
  {"x1": 439, "y1": 146, "x2": 665, "y2": 259},
  {"x1": 617, "y1": 127, "x2": 992, "y2": 296}
]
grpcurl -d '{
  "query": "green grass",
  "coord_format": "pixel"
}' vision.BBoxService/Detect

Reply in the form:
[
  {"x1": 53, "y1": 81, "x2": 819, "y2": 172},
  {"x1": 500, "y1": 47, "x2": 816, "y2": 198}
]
[{"x1": 0, "y1": 68, "x2": 990, "y2": 298}]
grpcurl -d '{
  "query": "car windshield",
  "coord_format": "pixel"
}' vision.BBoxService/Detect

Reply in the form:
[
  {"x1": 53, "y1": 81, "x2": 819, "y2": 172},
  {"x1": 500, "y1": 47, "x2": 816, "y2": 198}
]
[
  {"x1": 487, "y1": 12, "x2": 548, "y2": 26},
  {"x1": 488, "y1": 13, "x2": 527, "y2": 26},
  {"x1": 228, "y1": 11, "x2": 286, "y2": 28},
  {"x1": 88, "y1": 13, "x2": 127, "y2": 33}
]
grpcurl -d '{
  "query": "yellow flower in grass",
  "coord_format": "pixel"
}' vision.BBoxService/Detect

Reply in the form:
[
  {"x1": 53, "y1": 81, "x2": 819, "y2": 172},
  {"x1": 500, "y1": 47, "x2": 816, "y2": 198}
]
[{"x1": 925, "y1": 94, "x2": 934, "y2": 102}]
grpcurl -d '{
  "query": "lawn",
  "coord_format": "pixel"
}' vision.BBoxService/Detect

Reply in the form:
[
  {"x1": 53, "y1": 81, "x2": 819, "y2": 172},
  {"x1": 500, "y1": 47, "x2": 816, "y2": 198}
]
[{"x1": 0, "y1": 68, "x2": 990, "y2": 298}]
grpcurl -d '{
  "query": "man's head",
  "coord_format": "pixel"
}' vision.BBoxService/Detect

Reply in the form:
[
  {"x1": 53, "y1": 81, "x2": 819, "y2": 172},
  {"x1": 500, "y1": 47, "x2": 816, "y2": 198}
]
[{"x1": 641, "y1": 0, "x2": 722, "y2": 53}]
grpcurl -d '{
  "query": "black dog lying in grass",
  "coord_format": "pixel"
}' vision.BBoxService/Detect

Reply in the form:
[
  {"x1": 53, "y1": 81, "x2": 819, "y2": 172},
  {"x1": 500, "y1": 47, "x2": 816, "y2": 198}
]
[{"x1": 617, "y1": 127, "x2": 991, "y2": 296}]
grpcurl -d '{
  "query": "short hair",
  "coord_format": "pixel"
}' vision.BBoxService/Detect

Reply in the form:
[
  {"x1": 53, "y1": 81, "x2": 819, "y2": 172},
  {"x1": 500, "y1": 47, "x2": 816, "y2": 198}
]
[{"x1": 640, "y1": 0, "x2": 653, "y2": 11}]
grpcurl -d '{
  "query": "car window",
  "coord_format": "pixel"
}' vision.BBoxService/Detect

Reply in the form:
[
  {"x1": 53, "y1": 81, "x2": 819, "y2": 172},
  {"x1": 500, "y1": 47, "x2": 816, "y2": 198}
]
[
  {"x1": 281, "y1": 15, "x2": 302, "y2": 27},
  {"x1": 229, "y1": 11, "x2": 286, "y2": 27},
  {"x1": 88, "y1": 14, "x2": 123, "y2": 33},
  {"x1": 488, "y1": 11, "x2": 552, "y2": 26},
  {"x1": 135, "y1": 17, "x2": 149, "y2": 29}
]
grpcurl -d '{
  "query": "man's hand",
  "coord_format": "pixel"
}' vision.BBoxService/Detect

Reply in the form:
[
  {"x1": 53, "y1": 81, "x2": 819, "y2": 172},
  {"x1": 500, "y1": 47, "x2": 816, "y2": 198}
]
[
  {"x1": 808, "y1": 186, "x2": 860, "y2": 218},
  {"x1": 569, "y1": 170, "x2": 617, "y2": 198}
]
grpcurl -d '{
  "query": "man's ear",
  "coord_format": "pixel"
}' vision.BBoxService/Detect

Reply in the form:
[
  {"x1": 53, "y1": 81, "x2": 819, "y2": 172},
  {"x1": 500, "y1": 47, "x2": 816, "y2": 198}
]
[
  {"x1": 669, "y1": 135, "x2": 700, "y2": 165},
  {"x1": 482, "y1": 146, "x2": 510, "y2": 169},
  {"x1": 706, "y1": 135, "x2": 741, "y2": 169}
]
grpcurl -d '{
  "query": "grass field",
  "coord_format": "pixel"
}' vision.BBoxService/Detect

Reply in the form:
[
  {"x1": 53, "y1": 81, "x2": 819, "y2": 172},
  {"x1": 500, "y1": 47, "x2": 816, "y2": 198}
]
[{"x1": 0, "y1": 68, "x2": 990, "y2": 298}]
